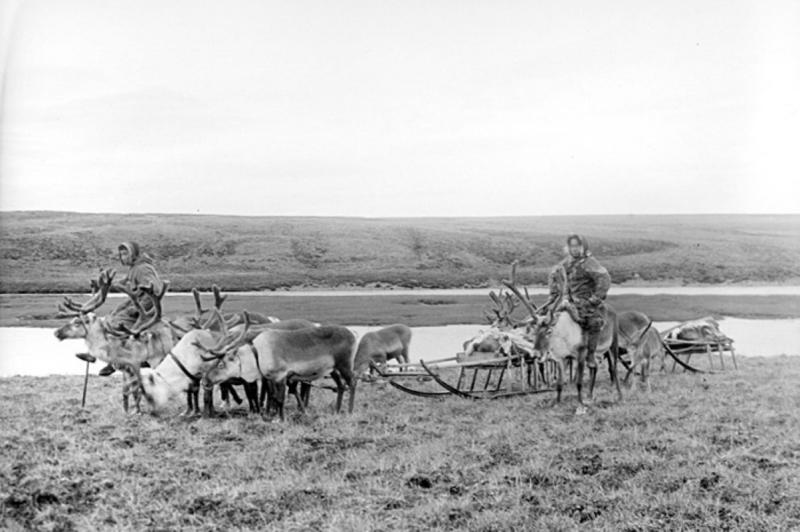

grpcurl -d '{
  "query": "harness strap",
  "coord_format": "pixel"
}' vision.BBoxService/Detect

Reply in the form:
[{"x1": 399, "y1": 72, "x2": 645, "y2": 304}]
[
  {"x1": 168, "y1": 350, "x2": 200, "y2": 384},
  {"x1": 249, "y1": 341, "x2": 264, "y2": 378}
]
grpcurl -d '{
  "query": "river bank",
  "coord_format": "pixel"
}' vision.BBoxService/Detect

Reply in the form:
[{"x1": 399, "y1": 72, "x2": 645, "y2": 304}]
[{"x1": 2, "y1": 292, "x2": 800, "y2": 328}]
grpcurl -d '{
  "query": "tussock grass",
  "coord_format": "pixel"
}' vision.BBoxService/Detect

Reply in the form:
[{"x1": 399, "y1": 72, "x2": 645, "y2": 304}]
[{"x1": 2, "y1": 357, "x2": 799, "y2": 530}]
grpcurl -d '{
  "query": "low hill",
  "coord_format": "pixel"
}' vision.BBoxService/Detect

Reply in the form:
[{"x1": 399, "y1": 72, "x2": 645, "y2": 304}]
[{"x1": 1, "y1": 212, "x2": 799, "y2": 292}]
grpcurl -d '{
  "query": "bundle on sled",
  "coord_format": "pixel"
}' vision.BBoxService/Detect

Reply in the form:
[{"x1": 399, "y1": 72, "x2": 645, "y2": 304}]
[{"x1": 661, "y1": 316, "x2": 737, "y2": 371}]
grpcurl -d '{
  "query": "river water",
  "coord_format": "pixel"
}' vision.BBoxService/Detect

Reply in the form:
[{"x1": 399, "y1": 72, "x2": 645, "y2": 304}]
[{"x1": 1, "y1": 318, "x2": 797, "y2": 377}]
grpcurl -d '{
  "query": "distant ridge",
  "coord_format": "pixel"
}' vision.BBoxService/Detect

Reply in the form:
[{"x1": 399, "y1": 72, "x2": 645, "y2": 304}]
[{"x1": 1, "y1": 211, "x2": 798, "y2": 293}]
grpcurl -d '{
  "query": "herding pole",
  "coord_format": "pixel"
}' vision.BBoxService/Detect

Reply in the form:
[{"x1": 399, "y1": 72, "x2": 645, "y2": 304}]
[{"x1": 75, "y1": 353, "x2": 96, "y2": 408}]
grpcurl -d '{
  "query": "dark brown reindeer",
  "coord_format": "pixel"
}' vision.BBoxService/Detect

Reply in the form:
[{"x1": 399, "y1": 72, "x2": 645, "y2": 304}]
[
  {"x1": 203, "y1": 323, "x2": 358, "y2": 420},
  {"x1": 193, "y1": 317, "x2": 321, "y2": 418}
]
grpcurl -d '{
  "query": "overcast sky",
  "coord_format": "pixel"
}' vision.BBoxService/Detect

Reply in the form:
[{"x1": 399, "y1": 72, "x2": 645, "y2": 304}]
[{"x1": 1, "y1": 0, "x2": 798, "y2": 216}]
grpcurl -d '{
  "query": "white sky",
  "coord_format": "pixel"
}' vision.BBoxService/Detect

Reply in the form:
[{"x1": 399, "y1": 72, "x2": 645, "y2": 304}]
[{"x1": 1, "y1": 0, "x2": 798, "y2": 216}]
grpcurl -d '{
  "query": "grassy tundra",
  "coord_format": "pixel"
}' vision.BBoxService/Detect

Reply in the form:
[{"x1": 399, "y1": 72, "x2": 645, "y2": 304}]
[
  {"x1": 1, "y1": 357, "x2": 799, "y2": 530},
  {"x1": 1, "y1": 212, "x2": 799, "y2": 293}
]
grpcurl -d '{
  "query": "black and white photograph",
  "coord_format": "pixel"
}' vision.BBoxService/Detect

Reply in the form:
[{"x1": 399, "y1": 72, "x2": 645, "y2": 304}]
[{"x1": 1, "y1": 1, "x2": 799, "y2": 530}]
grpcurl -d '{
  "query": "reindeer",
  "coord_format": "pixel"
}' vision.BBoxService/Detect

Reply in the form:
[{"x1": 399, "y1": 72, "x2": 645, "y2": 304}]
[
  {"x1": 201, "y1": 315, "x2": 320, "y2": 417},
  {"x1": 462, "y1": 262, "x2": 545, "y2": 378},
  {"x1": 193, "y1": 318, "x2": 328, "y2": 419},
  {"x1": 617, "y1": 310, "x2": 669, "y2": 392},
  {"x1": 202, "y1": 324, "x2": 358, "y2": 420},
  {"x1": 530, "y1": 298, "x2": 622, "y2": 408},
  {"x1": 166, "y1": 285, "x2": 280, "y2": 416},
  {"x1": 55, "y1": 271, "x2": 172, "y2": 413},
  {"x1": 138, "y1": 311, "x2": 251, "y2": 414},
  {"x1": 353, "y1": 324, "x2": 412, "y2": 378},
  {"x1": 138, "y1": 312, "x2": 317, "y2": 416}
]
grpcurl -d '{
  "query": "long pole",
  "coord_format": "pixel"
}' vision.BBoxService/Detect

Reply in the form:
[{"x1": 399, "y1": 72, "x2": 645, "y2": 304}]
[
  {"x1": 81, "y1": 360, "x2": 90, "y2": 408},
  {"x1": 75, "y1": 352, "x2": 96, "y2": 408}
]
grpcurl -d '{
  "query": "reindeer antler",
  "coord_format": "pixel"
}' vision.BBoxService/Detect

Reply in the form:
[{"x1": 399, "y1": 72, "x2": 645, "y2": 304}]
[
  {"x1": 486, "y1": 286, "x2": 522, "y2": 328},
  {"x1": 62, "y1": 269, "x2": 116, "y2": 314},
  {"x1": 484, "y1": 261, "x2": 541, "y2": 328},
  {"x1": 120, "y1": 282, "x2": 169, "y2": 336},
  {"x1": 212, "y1": 285, "x2": 227, "y2": 310},
  {"x1": 191, "y1": 287, "x2": 207, "y2": 318},
  {"x1": 198, "y1": 306, "x2": 229, "y2": 334},
  {"x1": 195, "y1": 311, "x2": 251, "y2": 359},
  {"x1": 114, "y1": 283, "x2": 147, "y2": 318},
  {"x1": 501, "y1": 260, "x2": 538, "y2": 318}
]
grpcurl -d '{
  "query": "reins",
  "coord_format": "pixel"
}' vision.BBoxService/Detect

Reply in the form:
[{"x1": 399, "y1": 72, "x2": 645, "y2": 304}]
[
  {"x1": 249, "y1": 341, "x2": 264, "y2": 378},
  {"x1": 168, "y1": 350, "x2": 201, "y2": 384}
]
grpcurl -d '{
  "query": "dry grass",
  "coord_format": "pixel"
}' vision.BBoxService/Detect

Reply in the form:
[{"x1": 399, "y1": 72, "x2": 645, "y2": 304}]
[{"x1": 2, "y1": 356, "x2": 799, "y2": 531}]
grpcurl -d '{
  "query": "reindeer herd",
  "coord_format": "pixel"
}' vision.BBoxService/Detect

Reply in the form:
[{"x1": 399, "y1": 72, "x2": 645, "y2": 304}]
[
  {"x1": 55, "y1": 268, "x2": 677, "y2": 420},
  {"x1": 54, "y1": 269, "x2": 415, "y2": 419}
]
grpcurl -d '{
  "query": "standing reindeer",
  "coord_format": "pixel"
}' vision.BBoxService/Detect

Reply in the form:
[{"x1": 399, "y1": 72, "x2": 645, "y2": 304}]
[
  {"x1": 170, "y1": 285, "x2": 279, "y2": 416},
  {"x1": 617, "y1": 310, "x2": 667, "y2": 393},
  {"x1": 55, "y1": 270, "x2": 172, "y2": 413},
  {"x1": 353, "y1": 324, "x2": 412, "y2": 377}
]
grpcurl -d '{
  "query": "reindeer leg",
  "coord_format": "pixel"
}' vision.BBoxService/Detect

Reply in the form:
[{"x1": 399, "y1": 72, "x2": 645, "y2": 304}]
[
  {"x1": 226, "y1": 383, "x2": 243, "y2": 405},
  {"x1": 285, "y1": 375, "x2": 306, "y2": 415},
  {"x1": 330, "y1": 371, "x2": 345, "y2": 414},
  {"x1": 623, "y1": 362, "x2": 634, "y2": 385},
  {"x1": 611, "y1": 348, "x2": 622, "y2": 402},
  {"x1": 259, "y1": 377, "x2": 269, "y2": 411},
  {"x1": 400, "y1": 344, "x2": 410, "y2": 365},
  {"x1": 348, "y1": 379, "x2": 357, "y2": 414},
  {"x1": 130, "y1": 370, "x2": 143, "y2": 415},
  {"x1": 192, "y1": 385, "x2": 203, "y2": 416},
  {"x1": 337, "y1": 364, "x2": 357, "y2": 414},
  {"x1": 554, "y1": 360, "x2": 564, "y2": 404},
  {"x1": 219, "y1": 384, "x2": 229, "y2": 410},
  {"x1": 287, "y1": 380, "x2": 302, "y2": 410},
  {"x1": 122, "y1": 377, "x2": 130, "y2": 413},
  {"x1": 203, "y1": 387, "x2": 215, "y2": 417},
  {"x1": 245, "y1": 381, "x2": 259, "y2": 414},
  {"x1": 331, "y1": 370, "x2": 345, "y2": 414},
  {"x1": 276, "y1": 381, "x2": 287, "y2": 421},
  {"x1": 263, "y1": 379, "x2": 282, "y2": 420},
  {"x1": 181, "y1": 391, "x2": 192, "y2": 417},
  {"x1": 575, "y1": 353, "x2": 585, "y2": 405}
]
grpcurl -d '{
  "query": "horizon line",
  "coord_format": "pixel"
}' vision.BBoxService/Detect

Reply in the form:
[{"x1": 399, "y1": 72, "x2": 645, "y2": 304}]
[{"x1": 1, "y1": 209, "x2": 799, "y2": 219}]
